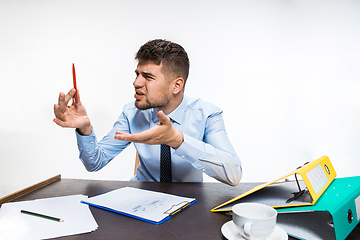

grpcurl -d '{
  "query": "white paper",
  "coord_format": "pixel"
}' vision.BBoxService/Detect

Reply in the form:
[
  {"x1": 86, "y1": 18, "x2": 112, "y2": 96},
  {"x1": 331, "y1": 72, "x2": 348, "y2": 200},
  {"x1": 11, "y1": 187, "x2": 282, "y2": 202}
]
[
  {"x1": 83, "y1": 187, "x2": 196, "y2": 223},
  {"x1": 0, "y1": 195, "x2": 98, "y2": 240}
]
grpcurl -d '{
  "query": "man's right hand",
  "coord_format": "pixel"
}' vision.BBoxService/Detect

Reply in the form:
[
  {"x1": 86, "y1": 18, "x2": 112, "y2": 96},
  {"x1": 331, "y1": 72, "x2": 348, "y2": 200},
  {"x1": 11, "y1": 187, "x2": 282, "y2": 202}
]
[{"x1": 53, "y1": 88, "x2": 92, "y2": 136}]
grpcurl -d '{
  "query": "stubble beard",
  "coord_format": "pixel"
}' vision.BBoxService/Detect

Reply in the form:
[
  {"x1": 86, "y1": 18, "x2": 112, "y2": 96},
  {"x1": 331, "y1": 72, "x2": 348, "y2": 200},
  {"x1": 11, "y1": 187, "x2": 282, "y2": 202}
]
[
  {"x1": 134, "y1": 94, "x2": 171, "y2": 111},
  {"x1": 134, "y1": 99, "x2": 152, "y2": 110}
]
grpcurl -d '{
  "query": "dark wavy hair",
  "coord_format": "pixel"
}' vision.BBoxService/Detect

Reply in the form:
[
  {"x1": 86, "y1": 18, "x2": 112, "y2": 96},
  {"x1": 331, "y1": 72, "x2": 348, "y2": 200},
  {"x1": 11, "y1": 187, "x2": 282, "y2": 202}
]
[{"x1": 135, "y1": 39, "x2": 190, "y2": 84}]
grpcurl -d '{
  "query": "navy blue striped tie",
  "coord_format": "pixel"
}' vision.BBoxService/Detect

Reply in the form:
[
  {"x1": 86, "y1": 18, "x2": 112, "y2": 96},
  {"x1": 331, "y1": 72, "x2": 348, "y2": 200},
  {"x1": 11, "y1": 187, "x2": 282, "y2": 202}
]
[{"x1": 160, "y1": 144, "x2": 172, "y2": 182}]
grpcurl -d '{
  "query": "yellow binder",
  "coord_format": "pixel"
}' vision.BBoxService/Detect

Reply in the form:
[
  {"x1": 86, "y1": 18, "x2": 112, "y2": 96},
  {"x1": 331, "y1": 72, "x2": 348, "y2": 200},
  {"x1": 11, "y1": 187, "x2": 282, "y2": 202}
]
[{"x1": 211, "y1": 156, "x2": 336, "y2": 212}]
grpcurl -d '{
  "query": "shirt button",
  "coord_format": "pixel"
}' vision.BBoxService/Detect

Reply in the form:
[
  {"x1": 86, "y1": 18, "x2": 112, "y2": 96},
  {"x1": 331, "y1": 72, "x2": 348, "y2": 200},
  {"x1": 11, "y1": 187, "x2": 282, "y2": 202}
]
[
  {"x1": 90, "y1": 157, "x2": 93, "y2": 160},
  {"x1": 90, "y1": 141, "x2": 94, "y2": 144},
  {"x1": 202, "y1": 169, "x2": 206, "y2": 172},
  {"x1": 181, "y1": 155, "x2": 185, "y2": 158}
]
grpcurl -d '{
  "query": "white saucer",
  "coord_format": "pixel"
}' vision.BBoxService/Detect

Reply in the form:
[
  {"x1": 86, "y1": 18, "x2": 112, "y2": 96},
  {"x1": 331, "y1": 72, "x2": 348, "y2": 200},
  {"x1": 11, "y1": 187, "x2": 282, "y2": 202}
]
[{"x1": 221, "y1": 221, "x2": 288, "y2": 240}]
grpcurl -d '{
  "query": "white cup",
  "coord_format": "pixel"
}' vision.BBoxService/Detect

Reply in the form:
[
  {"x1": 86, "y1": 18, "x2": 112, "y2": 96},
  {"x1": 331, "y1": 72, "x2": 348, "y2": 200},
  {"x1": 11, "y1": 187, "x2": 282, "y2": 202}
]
[{"x1": 232, "y1": 203, "x2": 277, "y2": 240}]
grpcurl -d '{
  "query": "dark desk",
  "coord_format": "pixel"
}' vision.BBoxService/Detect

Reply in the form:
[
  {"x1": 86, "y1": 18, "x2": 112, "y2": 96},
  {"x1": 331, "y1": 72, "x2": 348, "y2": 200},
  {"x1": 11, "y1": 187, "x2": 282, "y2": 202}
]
[{"x1": 10, "y1": 179, "x2": 360, "y2": 240}]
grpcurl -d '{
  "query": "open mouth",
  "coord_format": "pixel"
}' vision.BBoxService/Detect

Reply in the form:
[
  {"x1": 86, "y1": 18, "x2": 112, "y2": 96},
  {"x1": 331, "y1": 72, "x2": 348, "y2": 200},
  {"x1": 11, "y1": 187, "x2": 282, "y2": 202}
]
[{"x1": 134, "y1": 90, "x2": 145, "y2": 100}]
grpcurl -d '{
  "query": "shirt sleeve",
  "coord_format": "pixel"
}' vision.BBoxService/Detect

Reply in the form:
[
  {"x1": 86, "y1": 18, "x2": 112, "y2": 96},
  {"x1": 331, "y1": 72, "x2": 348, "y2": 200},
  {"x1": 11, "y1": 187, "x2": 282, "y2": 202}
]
[
  {"x1": 75, "y1": 111, "x2": 131, "y2": 172},
  {"x1": 173, "y1": 111, "x2": 242, "y2": 186}
]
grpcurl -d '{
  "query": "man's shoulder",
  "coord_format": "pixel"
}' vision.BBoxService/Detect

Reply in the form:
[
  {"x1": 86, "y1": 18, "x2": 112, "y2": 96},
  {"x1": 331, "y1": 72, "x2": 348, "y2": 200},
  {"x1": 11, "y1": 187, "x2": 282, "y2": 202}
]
[
  {"x1": 123, "y1": 101, "x2": 137, "y2": 111},
  {"x1": 122, "y1": 101, "x2": 154, "y2": 118},
  {"x1": 185, "y1": 96, "x2": 222, "y2": 114}
]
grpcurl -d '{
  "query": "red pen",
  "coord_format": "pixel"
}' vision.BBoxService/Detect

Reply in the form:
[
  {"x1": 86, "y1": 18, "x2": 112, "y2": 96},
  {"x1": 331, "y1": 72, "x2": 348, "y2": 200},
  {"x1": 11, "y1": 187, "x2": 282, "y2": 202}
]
[{"x1": 72, "y1": 63, "x2": 79, "y2": 104}]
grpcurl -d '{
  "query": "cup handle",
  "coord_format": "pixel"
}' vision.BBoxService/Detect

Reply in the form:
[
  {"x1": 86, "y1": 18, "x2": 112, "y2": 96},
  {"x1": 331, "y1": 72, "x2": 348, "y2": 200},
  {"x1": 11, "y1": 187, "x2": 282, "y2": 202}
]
[{"x1": 244, "y1": 222, "x2": 252, "y2": 238}]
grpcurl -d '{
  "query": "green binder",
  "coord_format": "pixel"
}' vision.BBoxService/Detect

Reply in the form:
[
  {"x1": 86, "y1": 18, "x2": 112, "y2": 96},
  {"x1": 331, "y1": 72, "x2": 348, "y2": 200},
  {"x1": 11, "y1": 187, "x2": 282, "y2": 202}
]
[{"x1": 276, "y1": 176, "x2": 360, "y2": 240}]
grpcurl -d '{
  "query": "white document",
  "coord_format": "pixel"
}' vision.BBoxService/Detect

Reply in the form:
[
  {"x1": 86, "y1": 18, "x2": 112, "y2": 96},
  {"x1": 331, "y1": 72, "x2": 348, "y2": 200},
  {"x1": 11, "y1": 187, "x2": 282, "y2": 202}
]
[
  {"x1": 0, "y1": 195, "x2": 98, "y2": 240},
  {"x1": 82, "y1": 187, "x2": 196, "y2": 224}
]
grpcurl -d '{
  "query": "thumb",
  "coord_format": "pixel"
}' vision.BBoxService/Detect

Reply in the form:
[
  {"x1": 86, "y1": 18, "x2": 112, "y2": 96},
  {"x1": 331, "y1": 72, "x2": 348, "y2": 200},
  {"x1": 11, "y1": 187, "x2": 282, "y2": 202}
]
[
  {"x1": 72, "y1": 88, "x2": 82, "y2": 106},
  {"x1": 157, "y1": 110, "x2": 171, "y2": 125}
]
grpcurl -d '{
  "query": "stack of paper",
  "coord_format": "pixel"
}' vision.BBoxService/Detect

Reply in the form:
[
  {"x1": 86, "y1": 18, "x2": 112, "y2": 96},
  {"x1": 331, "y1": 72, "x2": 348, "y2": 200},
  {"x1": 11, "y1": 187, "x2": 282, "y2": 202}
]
[{"x1": 0, "y1": 195, "x2": 98, "y2": 240}]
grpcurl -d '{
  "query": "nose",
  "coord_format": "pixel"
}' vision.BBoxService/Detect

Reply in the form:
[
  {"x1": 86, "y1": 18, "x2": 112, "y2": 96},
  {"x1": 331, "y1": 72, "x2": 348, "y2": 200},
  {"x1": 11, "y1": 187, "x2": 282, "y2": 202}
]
[{"x1": 133, "y1": 75, "x2": 145, "y2": 88}]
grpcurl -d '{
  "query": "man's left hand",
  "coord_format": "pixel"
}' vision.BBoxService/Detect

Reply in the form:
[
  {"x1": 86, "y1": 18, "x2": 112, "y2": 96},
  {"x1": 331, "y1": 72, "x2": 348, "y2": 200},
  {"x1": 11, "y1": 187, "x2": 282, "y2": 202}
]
[{"x1": 114, "y1": 111, "x2": 184, "y2": 149}]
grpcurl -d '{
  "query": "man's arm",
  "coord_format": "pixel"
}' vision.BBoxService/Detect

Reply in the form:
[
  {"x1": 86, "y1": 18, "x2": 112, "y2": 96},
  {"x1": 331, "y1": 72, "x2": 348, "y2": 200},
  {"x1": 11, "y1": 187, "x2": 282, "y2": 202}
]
[
  {"x1": 114, "y1": 110, "x2": 242, "y2": 186},
  {"x1": 53, "y1": 88, "x2": 128, "y2": 171},
  {"x1": 174, "y1": 112, "x2": 242, "y2": 186},
  {"x1": 76, "y1": 128, "x2": 131, "y2": 172}
]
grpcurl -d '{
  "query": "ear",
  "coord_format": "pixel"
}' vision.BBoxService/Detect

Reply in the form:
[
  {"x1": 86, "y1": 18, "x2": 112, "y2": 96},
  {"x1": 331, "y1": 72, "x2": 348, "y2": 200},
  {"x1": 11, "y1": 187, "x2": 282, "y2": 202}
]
[{"x1": 172, "y1": 77, "x2": 184, "y2": 94}]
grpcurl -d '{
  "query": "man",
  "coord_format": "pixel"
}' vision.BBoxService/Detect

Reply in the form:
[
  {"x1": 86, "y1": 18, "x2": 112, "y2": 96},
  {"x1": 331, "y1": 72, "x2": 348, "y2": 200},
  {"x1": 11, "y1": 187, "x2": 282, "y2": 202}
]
[{"x1": 53, "y1": 39, "x2": 242, "y2": 186}]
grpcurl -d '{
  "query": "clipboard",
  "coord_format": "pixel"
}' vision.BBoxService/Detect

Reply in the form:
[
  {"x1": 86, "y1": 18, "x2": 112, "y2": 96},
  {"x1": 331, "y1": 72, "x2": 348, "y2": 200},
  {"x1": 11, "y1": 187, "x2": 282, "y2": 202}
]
[
  {"x1": 211, "y1": 156, "x2": 336, "y2": 212},
  {"x1": 276, "y1": 176, "x2": 360, "y2": 240},
  {"x1": 81, "y1": 187, "x2": 196, "y2": 224}
]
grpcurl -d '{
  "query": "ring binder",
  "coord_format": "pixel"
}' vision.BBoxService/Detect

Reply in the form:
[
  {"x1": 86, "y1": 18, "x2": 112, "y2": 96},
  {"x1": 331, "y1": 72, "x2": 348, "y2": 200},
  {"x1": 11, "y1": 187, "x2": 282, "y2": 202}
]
[
  {"x1": 211, "y1": 156, "x2": 336, "y2": 212},
  {"x1": 286, "y1": 173, "x2": 308, "y2": 203},
  {"x1": 277, "y1": 176, "x2": 360, "y2": 240}
]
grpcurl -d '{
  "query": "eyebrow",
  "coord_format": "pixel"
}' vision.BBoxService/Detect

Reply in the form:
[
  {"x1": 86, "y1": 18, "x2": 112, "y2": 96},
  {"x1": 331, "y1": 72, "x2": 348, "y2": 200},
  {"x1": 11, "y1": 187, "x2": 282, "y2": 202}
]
[{"x1": 135, "y1": 70, "x2": 156, "y2": 79}]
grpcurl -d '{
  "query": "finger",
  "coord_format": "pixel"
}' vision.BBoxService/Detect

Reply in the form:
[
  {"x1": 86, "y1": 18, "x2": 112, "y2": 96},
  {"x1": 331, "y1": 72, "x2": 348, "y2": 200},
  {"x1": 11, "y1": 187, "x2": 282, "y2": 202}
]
[
  {"x1": 57, "y1": 92, "x2": 67, "y2": 113},
  {"x1": 53, "y1": 103, "x2": 65, "y2": 120},
  {"x1": 57, "y1": 89, "x2": 75, "y2": 112},
  {"x1": 75, "y1": 89, "x2": 82, "y2": 105},
  {"x1": 114, "y1": 131, "x2": 130, "y2": 141},
  {"x1": 65, "y1": 88, "x2": 76, "y2": 105},
  {"x1": 72, "y1": 88, "x2": 82, "y2": 106},
  {"x1": 115, "y1": 130, "x2": 153, "y2": 143},
  {"x1": 53, "y1": 117, "x2": 69, "y2": 128},
  {"x1": 157, "y1": 111, "x2": 171, "y2": 125}
]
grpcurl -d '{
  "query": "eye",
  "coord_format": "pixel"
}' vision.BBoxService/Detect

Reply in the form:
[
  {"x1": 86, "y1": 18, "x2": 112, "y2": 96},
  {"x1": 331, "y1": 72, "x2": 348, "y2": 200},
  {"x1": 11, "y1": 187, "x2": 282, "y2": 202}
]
[{"x1": 143, "y1": 73, "x2": 155, "y2": 80}]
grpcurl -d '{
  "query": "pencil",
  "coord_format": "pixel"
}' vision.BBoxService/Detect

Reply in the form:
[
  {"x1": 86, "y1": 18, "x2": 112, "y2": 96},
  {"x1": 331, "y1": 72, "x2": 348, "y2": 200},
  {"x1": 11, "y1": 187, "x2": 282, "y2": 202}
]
[
  {"x1": 21, "y1": 210, "x2": 64, "y2": 222},
  {"x1": 72, "y1": 63, "x2": 78, "y2": 104}
]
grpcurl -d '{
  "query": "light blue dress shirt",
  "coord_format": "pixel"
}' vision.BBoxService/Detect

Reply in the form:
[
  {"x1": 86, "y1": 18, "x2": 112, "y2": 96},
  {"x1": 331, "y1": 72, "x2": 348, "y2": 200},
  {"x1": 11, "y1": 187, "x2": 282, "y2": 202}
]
[{"x1": 76, "y1": 96, "x2": 242, "y2": 186}]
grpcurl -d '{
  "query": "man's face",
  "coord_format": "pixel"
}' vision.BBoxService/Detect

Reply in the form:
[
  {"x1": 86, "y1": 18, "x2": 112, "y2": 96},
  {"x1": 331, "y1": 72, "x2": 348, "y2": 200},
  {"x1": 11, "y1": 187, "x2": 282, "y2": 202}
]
[{"x1": 133, "y1": 63, "x2": 172, "y2": 111}]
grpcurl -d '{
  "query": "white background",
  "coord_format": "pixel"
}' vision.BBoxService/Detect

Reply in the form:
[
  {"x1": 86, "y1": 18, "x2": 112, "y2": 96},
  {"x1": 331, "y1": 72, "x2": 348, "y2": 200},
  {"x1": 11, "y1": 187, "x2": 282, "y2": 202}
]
[{"x1": 0, "y1": 0, "x2": 359, "y2": 193}]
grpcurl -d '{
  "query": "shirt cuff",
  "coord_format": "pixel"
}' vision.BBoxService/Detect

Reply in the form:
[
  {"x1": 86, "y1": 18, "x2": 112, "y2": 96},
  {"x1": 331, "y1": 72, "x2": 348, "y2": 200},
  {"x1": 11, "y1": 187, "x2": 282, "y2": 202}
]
[{"x1": 75, "y1": 128, "x2": 97, "y2": 148}]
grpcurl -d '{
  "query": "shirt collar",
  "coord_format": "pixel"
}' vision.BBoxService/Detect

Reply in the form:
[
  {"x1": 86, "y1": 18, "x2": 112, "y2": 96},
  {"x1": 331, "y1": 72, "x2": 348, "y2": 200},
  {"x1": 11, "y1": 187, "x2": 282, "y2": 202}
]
[{"x1": 151, "y1": 96, "x2": 187, "y2": 125}]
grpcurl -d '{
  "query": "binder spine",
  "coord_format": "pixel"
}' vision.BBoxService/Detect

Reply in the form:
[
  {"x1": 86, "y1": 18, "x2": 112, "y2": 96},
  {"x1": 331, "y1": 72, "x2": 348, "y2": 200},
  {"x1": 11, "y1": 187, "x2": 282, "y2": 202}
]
[{"x1": 332, "y1": 187, "x2": 360, "y2": 240}]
